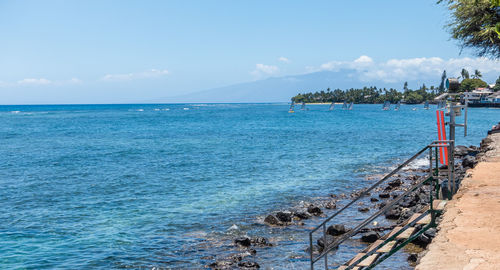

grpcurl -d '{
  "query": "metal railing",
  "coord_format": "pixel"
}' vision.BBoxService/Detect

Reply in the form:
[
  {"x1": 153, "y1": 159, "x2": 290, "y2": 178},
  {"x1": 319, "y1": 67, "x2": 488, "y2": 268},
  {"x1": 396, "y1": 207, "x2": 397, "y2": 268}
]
[{"x1": 309, "y1": 140, "x2": 454, "y2": 269}]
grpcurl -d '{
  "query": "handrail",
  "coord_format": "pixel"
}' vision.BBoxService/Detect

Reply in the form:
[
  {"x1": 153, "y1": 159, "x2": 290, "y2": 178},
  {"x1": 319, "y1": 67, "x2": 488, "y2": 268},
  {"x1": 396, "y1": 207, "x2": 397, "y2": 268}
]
[{"x1": 309, "y1": 140, "x2": 454, "y2": 269}]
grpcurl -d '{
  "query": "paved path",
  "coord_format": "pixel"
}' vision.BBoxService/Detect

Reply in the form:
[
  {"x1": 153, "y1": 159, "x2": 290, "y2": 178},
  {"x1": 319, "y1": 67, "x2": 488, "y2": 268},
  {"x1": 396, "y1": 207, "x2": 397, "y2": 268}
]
[{"x1": 416, "y1": 133, "x2": 500, "y2": 270}]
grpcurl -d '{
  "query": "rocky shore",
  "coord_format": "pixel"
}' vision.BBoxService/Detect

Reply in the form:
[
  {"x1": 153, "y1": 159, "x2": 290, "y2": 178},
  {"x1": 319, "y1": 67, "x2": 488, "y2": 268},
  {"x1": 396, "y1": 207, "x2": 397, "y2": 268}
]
[{"x1": 207, "y1": 139, "x2": 491, "y2": 269}]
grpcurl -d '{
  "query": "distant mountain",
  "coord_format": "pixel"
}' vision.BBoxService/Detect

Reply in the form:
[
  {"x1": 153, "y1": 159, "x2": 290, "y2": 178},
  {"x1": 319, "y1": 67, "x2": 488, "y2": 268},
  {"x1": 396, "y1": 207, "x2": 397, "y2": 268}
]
[{"x1": 158, "y1": 70, "x2": 432, "y2": 103}]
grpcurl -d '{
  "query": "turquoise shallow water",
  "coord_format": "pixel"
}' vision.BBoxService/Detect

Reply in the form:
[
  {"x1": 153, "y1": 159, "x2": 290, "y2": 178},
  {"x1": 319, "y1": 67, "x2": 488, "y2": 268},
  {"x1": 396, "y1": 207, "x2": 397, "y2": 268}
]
[{"x1": 0, "y1": 104, "x2": 498, "y2": 269}]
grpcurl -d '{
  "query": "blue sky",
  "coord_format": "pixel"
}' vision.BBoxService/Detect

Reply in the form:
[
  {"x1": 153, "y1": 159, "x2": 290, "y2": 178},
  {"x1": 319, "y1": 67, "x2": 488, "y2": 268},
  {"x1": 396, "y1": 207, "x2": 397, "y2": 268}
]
[{"x1": 0, "y1": 0, "x2": 499, "y2": 104}]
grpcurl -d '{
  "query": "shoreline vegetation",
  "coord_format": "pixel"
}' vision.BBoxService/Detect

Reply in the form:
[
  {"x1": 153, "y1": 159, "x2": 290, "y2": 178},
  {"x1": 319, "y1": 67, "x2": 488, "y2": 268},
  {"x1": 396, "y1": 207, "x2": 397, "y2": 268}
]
[
  {"x1": 291, "y1": 85, "x2": 442, "y2": 105},
  {"x1": 291, "y1": 71, "x2": 498, "y2": 105}
]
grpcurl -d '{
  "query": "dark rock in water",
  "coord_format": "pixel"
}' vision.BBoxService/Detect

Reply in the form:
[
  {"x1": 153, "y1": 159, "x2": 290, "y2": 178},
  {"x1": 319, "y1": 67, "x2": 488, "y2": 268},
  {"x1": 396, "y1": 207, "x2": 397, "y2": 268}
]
[
  {"x1": 378, "y1": 202, "x2": 387, "y2": 209},
  {"x1": 407, "y1": 253, "x2": 418, "y2": 263},
  {"x1": 251, "y1": 237, "x2": 272, "y2": 247},
  {"x1": 327, "y1": 224, "x2": 349, "y2": 236},
  {"x1": 293, "y1": 211, "x2": 310, "y2": 220},
  {"x1": 235, "y1": 237, "x2": 251, "y2": 247},
  {"x1": 379, "y1": 193, "x2": 390, "y2": 199},
  {"x1": 264, "y1": 214, "x2": 281, "y2": 225},
  {"x1": 307, "y1": 204, "x2": 323, "y2": 216},
  {"x1": 317, "y1": 234, "x2": 336, "y2": 248},
  {"x1": 305, "y1": 244, "x2": 322, "y2": 255},
  {"x1": 412, "y1": 234, "x2": 432, "y2": 247},
  {"x1": 388, "y1": 179, "x2": 402, "y2": 188},
  {"x1": 424, "y1": 228, "x2": 437, "y2": 238},
  {"x1": 325, "y1": 201, "x2": 337, "y2": 209},
  {"x1": 360, "y1": 231, "x2": 380, "y2": 243},
  {"x1": 370, "y1": 197, "x2": 379, "y2": 202},
  {"x1": 358, "y1": 207, "x2": 369, "y2": 213},
  {"x1": 462, "y1": 155, "x2": 477, "y2": 169},
  {"x1": 385, "y1": 208, "x2": 401, "y2": 219},
  {"x1": 454, "y1": 145, "x2": 470, "y2": 157},
  {"x1": 276, "y1": 211, "x2": 292, "y2": 222},
  {"x1": 238, "y1": 261, "x2": 260, "y2": 269}
]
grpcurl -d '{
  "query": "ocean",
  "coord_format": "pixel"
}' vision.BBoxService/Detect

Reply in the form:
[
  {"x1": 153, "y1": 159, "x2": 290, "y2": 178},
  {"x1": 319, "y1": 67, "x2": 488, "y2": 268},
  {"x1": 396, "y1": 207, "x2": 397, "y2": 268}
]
[{"x1": 0, "y1": 104, "x2": 498, "y2": 269}]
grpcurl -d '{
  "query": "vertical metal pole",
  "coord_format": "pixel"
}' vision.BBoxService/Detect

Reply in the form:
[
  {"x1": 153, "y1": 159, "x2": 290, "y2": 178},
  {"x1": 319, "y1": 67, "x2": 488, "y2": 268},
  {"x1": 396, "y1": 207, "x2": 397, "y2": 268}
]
[
  {"x1": 450, "y1": 140, "x2": 455, "y2": 195},
  {"x1": 323, "y1": 224, "x2": 328, "y2": 269},
  {"x1": 310, "y1": 233, "x2": 314, "y2": 270}
]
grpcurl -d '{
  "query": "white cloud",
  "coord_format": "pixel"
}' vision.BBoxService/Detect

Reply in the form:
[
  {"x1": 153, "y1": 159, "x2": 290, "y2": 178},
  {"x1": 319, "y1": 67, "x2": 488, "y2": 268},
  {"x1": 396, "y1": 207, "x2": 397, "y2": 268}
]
[
  {"x1": 17, "y1": 78, "x2": 52, "y2": 85},
  {"x1": 278, "y1": 57, "x2": 290, "y2": 63},
  {"x1": 315, "y1": 56, "x2": 500, "y2": 83},
  {"x1": 102, "y1": 69, "x2": 169, "y2": 81},
  {"x1": 0, "y1": 77, "x2": 83, "y2": 87},
  {"x1": 251, "y1": 64, "x2": 279, "y2": 78}
]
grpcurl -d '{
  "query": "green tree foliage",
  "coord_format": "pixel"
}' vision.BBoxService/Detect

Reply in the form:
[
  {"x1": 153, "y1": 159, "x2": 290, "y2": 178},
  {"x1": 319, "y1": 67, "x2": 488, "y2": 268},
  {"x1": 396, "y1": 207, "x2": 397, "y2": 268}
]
[
  {"x1": 461, "y1": 68, "x2": 470, "y2": 79},
  {"x1": 473, "y1": 69, "x2": 483, "y2": 78},
  {"x1": 459, "y1": 78, "x2": 489, "y2": 91},
  {"x1": 291, "y1": 85, "x2": 437, "y2": 104},
  {"x1": 438, "y1": 0, "x2": 500, "y2": 58},
  {"x1": 493, "y1": 75, "x2": 500, "y2": 91}
]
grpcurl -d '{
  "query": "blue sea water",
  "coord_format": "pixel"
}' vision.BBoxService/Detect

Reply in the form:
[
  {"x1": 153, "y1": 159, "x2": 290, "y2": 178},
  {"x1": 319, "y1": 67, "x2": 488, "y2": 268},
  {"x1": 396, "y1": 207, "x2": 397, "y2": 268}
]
[{"x1": 0, "y1": 104, "x2": 498, "y2": 269}]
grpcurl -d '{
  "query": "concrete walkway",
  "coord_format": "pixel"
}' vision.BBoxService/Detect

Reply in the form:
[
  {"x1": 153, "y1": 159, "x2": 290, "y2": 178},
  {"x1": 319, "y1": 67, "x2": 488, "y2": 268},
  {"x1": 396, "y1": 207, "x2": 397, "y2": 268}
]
[{"x1": 416, "y1": 133, "x2": 500, "y2": 270}]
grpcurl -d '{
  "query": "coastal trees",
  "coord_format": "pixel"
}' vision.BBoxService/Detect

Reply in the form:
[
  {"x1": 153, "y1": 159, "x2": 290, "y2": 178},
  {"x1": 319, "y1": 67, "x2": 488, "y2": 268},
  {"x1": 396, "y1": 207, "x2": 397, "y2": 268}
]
[
  {"x1": 438, "y1": 0, "x2": 500, "y2": 58},
  {"x1": 461, "y1": 68, "x2": 470, "y2": 79},
  {"x1": 291, "y1": 85, "x2": 430, "y2": 104},
  {"x1": 459, "y1": 78, "x2": 489, "y2": 91},
  {"x1": 493, "y1": 76, "x2": 500, "y2": 91},
  {"x1": 472, "y1": 69, "x2": 483, "y2": 79}
]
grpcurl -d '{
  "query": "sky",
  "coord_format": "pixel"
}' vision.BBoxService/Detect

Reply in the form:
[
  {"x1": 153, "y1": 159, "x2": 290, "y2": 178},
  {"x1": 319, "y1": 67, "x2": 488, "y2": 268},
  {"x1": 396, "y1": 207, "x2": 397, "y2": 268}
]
[{"x1": 0, "y1": 0, "x2": 499, "y2": 104}]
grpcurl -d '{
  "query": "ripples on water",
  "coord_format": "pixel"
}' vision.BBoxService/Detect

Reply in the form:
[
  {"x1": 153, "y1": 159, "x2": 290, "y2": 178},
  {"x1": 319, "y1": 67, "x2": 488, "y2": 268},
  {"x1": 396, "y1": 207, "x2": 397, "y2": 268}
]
[{"x1": 0, "y1": 104, "x2": 497, "y2": 269}]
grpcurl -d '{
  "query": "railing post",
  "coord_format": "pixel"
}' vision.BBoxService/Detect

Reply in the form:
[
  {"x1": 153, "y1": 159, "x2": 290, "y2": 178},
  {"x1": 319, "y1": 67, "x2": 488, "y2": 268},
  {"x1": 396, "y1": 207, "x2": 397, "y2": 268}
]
[
  {"x1": 310, "y1": 232, "x2": 314, "y2": 270},
  {"x1": 450, "y1": 140, "x2": 455, "y2": 195},
  {"x1": 323, "y1": 224, "x2": 328, "y2": 269}
]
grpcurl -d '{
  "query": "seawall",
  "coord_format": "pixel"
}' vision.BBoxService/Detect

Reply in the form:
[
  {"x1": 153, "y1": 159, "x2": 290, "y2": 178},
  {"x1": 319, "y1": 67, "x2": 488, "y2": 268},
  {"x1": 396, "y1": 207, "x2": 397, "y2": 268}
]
[{"x1": 416, "y1": 132, "x2": 500, "y2": 269}]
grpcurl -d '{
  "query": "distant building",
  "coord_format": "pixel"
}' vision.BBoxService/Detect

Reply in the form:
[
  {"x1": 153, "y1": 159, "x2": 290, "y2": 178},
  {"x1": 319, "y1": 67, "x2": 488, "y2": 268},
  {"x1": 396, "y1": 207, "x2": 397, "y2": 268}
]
[{"x1": 465, "y1": 88, "x2": 499, "y2": 107}]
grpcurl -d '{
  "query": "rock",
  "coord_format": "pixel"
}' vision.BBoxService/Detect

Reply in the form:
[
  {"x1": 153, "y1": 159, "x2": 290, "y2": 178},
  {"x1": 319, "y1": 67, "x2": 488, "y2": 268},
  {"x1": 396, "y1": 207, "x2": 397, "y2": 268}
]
[
  {"x1": 358, "y1": 207, "x2": 369, "y2": 213},
  {"x1": 264, "y1": 214, "x2": 281, "y2": 225},
  {"x1": 378, "y1": 202, "x2": 387, "y2": 209},
  {"x1": 307, "y1": 204, "x2": 323, "y2": 216},
  {"x1": 293, "y1": 211, "x2": 310, "y2": 220},
  {"x1": 327, "y1": 224, "x2": 349, "y2": 236},
  {"x1": 462, "y1": 155, "x2": 477, "y2": 168},
  {"x1": 379, "y1": 193, "x2": 390, "y2": 199},
  {"x1": 317, "y1": 234, "x2": 336, "y2": 248},
  {"x1": 398, "y1": 208, "x2": 414, "y2": 222},
  {"x1": 370, "y1": 197, "x2": 379, "y2": 202},
  {"x1": 360, "y1": 231, "x2": 380, "y2": 243},
  {"x1": 305, "y1": 244, "x2": 321, "y2": 255},
  {"x1": 407, "y1": 253, "x2": 418, "y2": 263},
  {"x1": 454, "y1": 145, "x2": 470, "y2": 157},
  {"x1": 251, "y1": 237, "x2": 272, "y2": 247},
  {"x1": 325, "y1": 201, "x2": 337, "y2": 209},
  {"x1": 234, "y1": 237, "x2": 251, "y2": 247},
  {"x1": 424, "y1": 228, "x2": 437, "y2": 238},
  {"x1": 385, "y1": 208, "x2": 401, "y2": 219},
  {"x1": 388, "y1": 179, "x2": 402, "y2": 188},
  {"x1": 238, "y1": 261, "x2": 260, "y2": 269},
  {"x1": 276, "y1": 211, "x2": 292, "y2": 222},
  {"x1": 412, "y1": 234, "x2": 432, "y2": 247}
]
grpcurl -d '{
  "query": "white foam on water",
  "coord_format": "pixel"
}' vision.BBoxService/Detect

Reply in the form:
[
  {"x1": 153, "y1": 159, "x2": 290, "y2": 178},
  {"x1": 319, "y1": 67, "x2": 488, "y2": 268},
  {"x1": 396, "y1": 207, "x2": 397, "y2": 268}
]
[
  {"x1": 183, "y1": 108, "x2": 190, "y2": 110},
  {"x1": 407, "y1": 157, "x2": 429, "y2": 170},
  {"x1": 136, "y1": 109, "x2": 144, "y2": 112},
  {"x1": 162, "y1": 108, "x2": 170, "y2": 111},
  {"x1": 10, "y1": 111, "x2": 20, "y2": 114},
  {"x1": 153, "y1": 108, "x2": 160, "y2": 111},
  {"x1": 228, "y1": 224, "x2": 239, "y2": 231}
]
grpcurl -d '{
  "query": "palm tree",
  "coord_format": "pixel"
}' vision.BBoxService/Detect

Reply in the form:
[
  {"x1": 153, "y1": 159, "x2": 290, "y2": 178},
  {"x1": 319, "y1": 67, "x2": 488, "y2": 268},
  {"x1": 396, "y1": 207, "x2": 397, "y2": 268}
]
[
  {"x1": 472, "y1": 69, "x2": 482, "y2": 79},
  {"x1": 461, "y1": 68, "x2": 470, "y2": 79}
]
